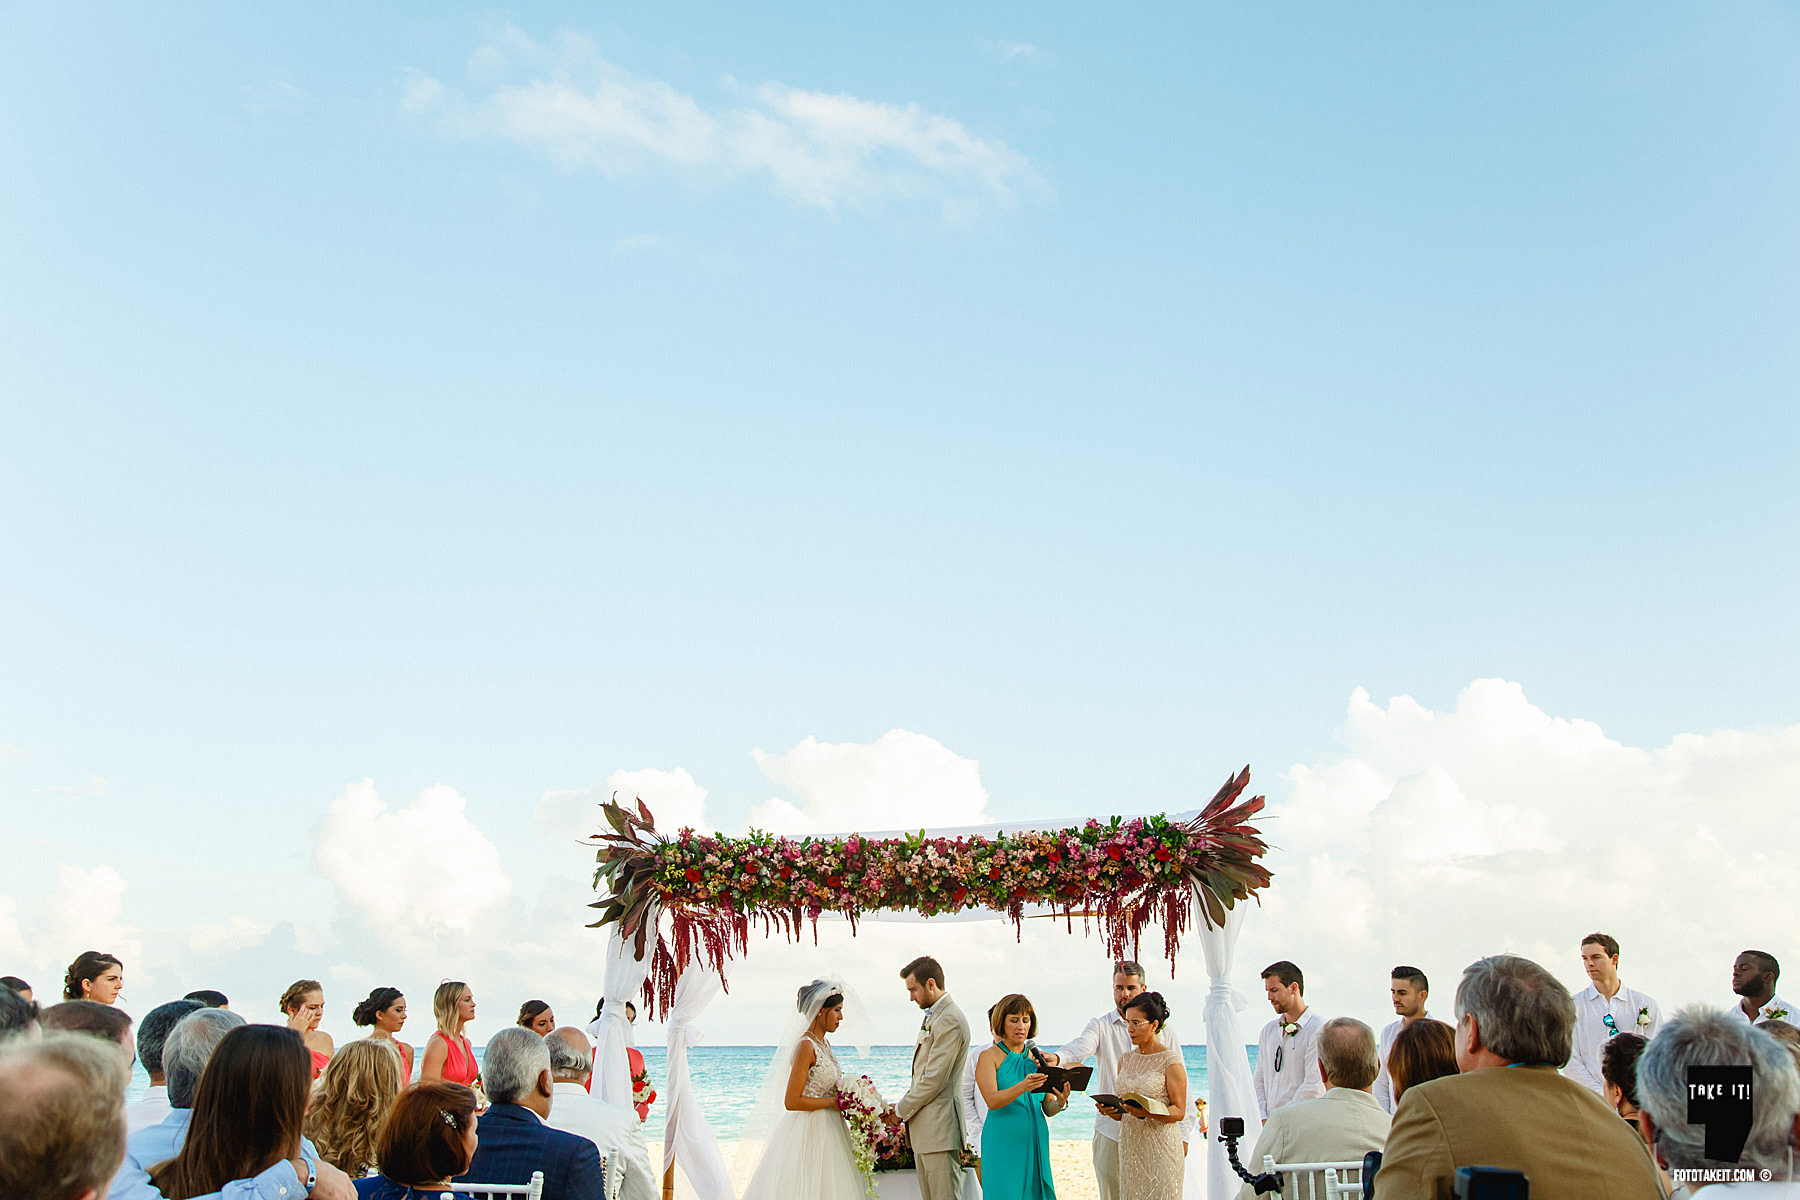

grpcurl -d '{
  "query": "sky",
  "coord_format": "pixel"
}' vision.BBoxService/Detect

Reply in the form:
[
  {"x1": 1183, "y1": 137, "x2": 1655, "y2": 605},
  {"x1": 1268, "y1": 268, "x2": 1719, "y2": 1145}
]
[{"x1": 2, "y1": 2, "x2": 1798, "y2": 1050}]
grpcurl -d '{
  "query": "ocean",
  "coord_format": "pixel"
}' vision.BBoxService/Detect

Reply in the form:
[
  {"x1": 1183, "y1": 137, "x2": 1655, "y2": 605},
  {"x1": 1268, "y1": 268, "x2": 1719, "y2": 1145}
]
[{"x1": 131, "y1": 1044, "x2": 1252, "y2": 1141}]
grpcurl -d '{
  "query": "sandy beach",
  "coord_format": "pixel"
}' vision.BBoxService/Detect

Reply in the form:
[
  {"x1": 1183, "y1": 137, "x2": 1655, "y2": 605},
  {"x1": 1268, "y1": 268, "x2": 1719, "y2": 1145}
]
[{"x1": 647, "y1": 1139, "x2": 1200, "y2": 1200}]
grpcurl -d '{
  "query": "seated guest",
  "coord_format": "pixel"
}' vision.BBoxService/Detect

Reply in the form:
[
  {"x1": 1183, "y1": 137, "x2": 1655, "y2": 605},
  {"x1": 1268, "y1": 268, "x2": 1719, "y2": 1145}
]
[
  {"x1": 1638, "y1": 1006, "x2": 1800, "y2": 1184},
  {"x1": 0, "y1": 983, "x2": 37, "y2": 1038},
  {"x1": 353, "y1": 1082, "x2": 480, "y2": 1200},
  {"x1": 458, "y1": 1027, "x2": 603, "y2": 1200},
  {"x1": 517, "y1": 1001, "x2": 555, "y2": 1035},
  {"x1": 1760, "y1": 1019, "x2": 1800, "y2": 1071},
  {"x1": 181, "y1": 992, "x2": 228, "y2": 1010},
  {"x1": 1599, "y1": 1033, "x2": 1669, "y2": 1196},
  {"x1": 64, "y1": 952, "x2": 125, "y2": 1004},
  {"x1": 0, "y1": 1032, "x2": 131, "y2": 1200},
  {"x1": 2, "y1": 974, "x2": 32, "y2": 1001},
  {"x1": 1386, "y1": 1017, "x2": 1459, "y2": 1105},
  {"x1": 1239, "y1": 1017, "x2": 1389, "y2": 1200},
  {"x1": 41, "y1": 1001, "x2": 135, "y2": 1064},
  {"x1": 544, "y1": 1028, "x2": 653, "y2": 1200},
  {"x1": 1379, "y1": 954, "x2": 1663, "y2": 1200},
  {"x1": 108, "y1": 1007, "x2": 246, "y2": 1200},
  {"x1": 146, "y1": 1025, "x2": 337, "y2": 1200},
  {"x1": 127, "y1": 1001, "x2": 203, "y2": 1133},
  {"x1": 304, "y1": 1039, "x2": 405, "y2": 1179}
]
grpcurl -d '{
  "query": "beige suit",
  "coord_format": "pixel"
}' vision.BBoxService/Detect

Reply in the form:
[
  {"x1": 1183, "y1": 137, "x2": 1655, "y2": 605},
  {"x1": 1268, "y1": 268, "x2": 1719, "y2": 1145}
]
[
  {"x1": 897, "y1": 994, "x2": 970, "y2": 1200},
  {"x1": 1241, "y1": 1087, "x2": 1390, "y2": 1200},
  {"x1": 1376, "y1": 1064, "x2": 1662, "y2": 1200}
]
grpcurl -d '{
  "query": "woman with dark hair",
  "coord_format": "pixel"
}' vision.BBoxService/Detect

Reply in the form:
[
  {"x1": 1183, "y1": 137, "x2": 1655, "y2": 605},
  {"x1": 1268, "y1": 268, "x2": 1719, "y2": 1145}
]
[
  {"x1": 63, "y1": 951, "x2": 124, "y2": 1003},
  {"x1": 146, "y1": 1024, "x2": 314, "y2": 1199},
  {"x1": 738, "y1": 979, "x2": 864, "y2": 1200},
  {"x1": 353, "y1": 1081, "x2": 480, "y2": 1199},
  {"x1": 280, "y1": 980, "x2": 334, "y2": 1079},
  {"x1": 305, "y1": 1038, "x2": 405, "y2": 1178},
  {"x1": 516, "y1": 1000, "x2": 555, "y2": 1035},
  {"x1": 419, "y1": 981, "x2": 479, "y2": 1092},
  {"x1": 1107, "y1": 991, "x2": 1187, "y2": 1200},
  {"x1": 1, "y1": 974, "x2": 32, "y2": 1001},
  {"x1": 353, "y1": 988, "x2": 413, "y2": 1083},
  {"x1": 975, "y1": 993, "x2": 1066, "y2": 1200},
  {"x1": 1386, "y1": 1018, "x2": 1458, "y2": 1105}
]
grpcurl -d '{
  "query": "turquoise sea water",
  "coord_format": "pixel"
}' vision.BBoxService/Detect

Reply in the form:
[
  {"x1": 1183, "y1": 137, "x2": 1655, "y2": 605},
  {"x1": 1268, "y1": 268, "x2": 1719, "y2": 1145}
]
[{"x1": 132, "y1": 1045, "x2": 1250, "y2": 1141}]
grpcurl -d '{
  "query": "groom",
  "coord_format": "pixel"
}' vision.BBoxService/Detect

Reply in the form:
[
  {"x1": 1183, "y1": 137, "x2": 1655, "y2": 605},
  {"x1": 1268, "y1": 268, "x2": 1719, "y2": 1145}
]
[{"x1": 890, "y1": 955, "x2": 970, "y2": 1200}]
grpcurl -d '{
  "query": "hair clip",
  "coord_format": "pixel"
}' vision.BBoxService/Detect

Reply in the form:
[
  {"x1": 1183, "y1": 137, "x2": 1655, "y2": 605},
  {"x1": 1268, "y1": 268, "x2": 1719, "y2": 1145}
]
[{"x1": 439, "y1": 1109, "x2": 457, "y2": 1128}]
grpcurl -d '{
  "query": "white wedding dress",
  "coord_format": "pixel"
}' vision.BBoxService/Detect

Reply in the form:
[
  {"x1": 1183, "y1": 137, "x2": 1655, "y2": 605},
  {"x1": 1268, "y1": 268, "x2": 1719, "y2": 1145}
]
[{"x1": 739, "y1": 1034, "x2": 866, "y2": 1200}]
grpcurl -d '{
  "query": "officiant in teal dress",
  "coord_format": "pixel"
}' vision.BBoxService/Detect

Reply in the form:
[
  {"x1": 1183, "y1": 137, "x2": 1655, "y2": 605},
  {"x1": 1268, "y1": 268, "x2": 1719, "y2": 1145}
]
[{"x1": 976, "y1": 994, "x2": 1069, "y2": 1200}]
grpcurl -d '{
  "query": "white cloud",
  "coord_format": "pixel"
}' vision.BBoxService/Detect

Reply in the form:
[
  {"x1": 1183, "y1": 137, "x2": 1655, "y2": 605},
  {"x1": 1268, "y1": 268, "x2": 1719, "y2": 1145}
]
[
  {"x1": 538, "y1": 767, "x2": 714, "y2": 848},
  {"x1": 746, "y1": 729, "x2": 990, "y2": 835},
  {"x1": 187, "y1": 916, "x2": 273, "y2": 956},
  {"x1": 1236, "y1": 679, "x2": 1800, "y2": 1032},
  {"x1": 988, "y1": 41, "x2": 1053, "y2": 64},
  {"x1": 41, "y1": 776, "x2": 106, "y2": 798},
  {"x1": 401, "y1": 29, "x2": 1036, "y2": 220},
  {"x1": 313, "y1": 779, "x2": 512, "y2": 955}
]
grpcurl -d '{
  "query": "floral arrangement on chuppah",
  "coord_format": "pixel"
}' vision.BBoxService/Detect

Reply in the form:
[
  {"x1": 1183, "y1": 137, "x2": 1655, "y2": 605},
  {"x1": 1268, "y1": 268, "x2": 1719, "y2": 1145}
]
[
  {"x1": 837, "y1": 1074, "x2": 912, "y2": 1193},
  {"x1": 590, "y1": 767, "x2": 1271, "y2": 1016}
]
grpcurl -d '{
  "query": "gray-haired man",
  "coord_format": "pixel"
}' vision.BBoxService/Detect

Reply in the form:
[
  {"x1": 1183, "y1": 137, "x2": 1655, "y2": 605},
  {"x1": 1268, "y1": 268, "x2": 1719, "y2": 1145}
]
[
  {"x1": 544, "y1": 1027, "x2": 654, "y2": 1200},
  {"x1": 1638, "y1": 1006, "x2": 1800, "y2": 1188}
]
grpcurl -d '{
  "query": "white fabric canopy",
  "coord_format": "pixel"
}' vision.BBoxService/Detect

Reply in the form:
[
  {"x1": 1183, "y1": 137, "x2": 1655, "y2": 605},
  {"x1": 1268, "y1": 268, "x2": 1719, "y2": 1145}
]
[
  {"x1": 1198, "y1": 902, "x2": 1260, "y2": 1200},
  {"x1": 663, "y1": 964, "x2": 735, "y2": 1200},
  {"x1": 597, "y1": 921, "x2": 656, "y2": 1110}
]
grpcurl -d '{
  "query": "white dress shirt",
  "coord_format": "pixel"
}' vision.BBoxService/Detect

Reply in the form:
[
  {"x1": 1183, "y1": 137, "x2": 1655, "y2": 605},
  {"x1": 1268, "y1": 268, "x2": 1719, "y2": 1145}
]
[
  {"x1": 1565, "y1": 982, "x2": 1661, "y2": 1093},
  {"x1": 1056, "y1": 1009, "x2": 1184, "y2": 1143},
  {"x1": 547, "y1": 1080, "x2": 655, "y2": 1200},
  {"x1": 1253, "y1": 1007, "x2": 1325, "y2": 1118},
  {"x1": 961, "y1": 1045, "x2": 989, "y2": 1148},
  {"x1": 1727, "y1": 994, "x2": 1794, "y2": 1025},
  {"x1": 1371, "y1": 1016, "x2": 1425, "y2": 1114},
  {"x1": 126, "y1": 1083, "x2": 173, "y2": 1133}
]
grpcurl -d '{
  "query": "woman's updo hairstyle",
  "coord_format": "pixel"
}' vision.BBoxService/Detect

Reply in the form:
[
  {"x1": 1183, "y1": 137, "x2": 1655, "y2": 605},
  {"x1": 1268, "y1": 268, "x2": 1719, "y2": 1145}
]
[
  {"x1": 1123, "y1": 990, "x2": 1171, "y2": 1030},
  {"x1": 279, "y1": 979, "x2": 322, "y2": 1014},
  {"x1": 352, "y1": 986, "x2": 403, "y2": 1027},
  {"x1": 796, "y1": 979, "x2": 843, "y2": 1014},
  {"x1": 517, "y1": 1000, "x2": 551, "y2": 1027},
  {"x1": 63, "y1": 951, "x2": 122, "y2": 1001}
]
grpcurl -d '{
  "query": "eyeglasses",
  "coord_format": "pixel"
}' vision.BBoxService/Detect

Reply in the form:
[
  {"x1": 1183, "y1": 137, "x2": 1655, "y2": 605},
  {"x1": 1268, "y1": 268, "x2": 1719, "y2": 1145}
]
[
  {"x1": 1124, "y1": 1019, "x2": 1154, "y2": 1029},
  {"x1": 1273, "y1": 1045, "x2": 1284, "y2": 1073},
  {"x1": 1602, "y1": 1014, "x2": 1619, "y2": 1038}
]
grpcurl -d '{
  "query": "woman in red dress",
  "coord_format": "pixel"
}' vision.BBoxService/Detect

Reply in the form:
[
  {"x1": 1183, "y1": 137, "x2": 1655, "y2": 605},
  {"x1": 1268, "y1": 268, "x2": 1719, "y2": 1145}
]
[
  {"x1": 419, "y1": 979, "x2": 480, "y2": 1097},
  {"x1": 280, "y1": 979, "x2": 334, "y2": 1079}
]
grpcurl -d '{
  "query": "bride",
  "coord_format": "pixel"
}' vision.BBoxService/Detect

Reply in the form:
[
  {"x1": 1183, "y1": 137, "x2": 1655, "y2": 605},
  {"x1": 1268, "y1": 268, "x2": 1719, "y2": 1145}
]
[{"x1": 739, "y1": 978, "x2": 867, "y2": 1200}]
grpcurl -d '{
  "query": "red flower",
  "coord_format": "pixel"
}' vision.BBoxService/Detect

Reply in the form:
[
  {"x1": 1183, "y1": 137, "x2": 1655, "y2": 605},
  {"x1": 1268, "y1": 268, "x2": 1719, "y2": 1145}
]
[
  {"x1": 952, "y1": 886, "x2": 968, "y2": 904},
  {"x1": 827, "y1": 875, "x2": 843, "y2": 888},
  {"x1": 988, "y1": 865, "x2": 1002, "y2": 879},
  {"x1": 1154, "y1": 846, "x2": 1172, "y2": 862},
  {"x1": 684, "y1": 867, "x2": 702, "y2": 882},
  {"x1": 780, "y1": 865, "x2": 793, "y2": 879},
  {"x1": 1047, "y1": 847, "x2": 1062, "y2": 863},
  {"x1": 1105, "y1": 845, "x2": 1123, "y2": 861}
]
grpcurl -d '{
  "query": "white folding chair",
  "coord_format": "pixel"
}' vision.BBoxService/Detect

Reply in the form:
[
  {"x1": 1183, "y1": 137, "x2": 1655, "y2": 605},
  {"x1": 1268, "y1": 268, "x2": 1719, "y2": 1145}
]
[
  {"x1": 1264, "y1": 1156, "x2": 1364, "y2": 1200},
  {"x1": 448, "y1": 1171, "x2": 546, "y2": 1200}
]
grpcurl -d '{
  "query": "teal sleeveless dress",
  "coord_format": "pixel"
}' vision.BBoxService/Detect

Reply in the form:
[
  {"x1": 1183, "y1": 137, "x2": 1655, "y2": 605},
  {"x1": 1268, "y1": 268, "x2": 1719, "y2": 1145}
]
[{"x1": 979, "y1": 1044, "x2": 1057, "y2": 1200}]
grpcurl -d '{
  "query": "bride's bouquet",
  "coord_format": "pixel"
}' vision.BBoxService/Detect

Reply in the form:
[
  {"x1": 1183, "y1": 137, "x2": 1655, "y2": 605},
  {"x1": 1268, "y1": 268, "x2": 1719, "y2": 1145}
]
[{"x1": 837, "y1": 1074, "x2": 913, "y2": 1194}]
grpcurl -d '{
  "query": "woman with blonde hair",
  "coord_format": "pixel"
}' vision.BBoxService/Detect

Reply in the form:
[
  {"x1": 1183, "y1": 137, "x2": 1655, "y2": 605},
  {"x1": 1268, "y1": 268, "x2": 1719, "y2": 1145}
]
[
  {"x1": 304, "y1": 1038, "x2": 404, "y2": 1178},
  {"x1": 418, "y1": 980, "x2": 480, "y2": 1091},
  {"x1": 280, "y1": 979, "x2": 335, "y2": 1079}
]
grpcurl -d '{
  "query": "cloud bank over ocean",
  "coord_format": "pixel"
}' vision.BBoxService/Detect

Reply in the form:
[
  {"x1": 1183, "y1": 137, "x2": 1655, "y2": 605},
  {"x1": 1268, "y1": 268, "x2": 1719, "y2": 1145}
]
[{"x1": 3, "y1": 678, "x2": 1794, "y2": 1043}]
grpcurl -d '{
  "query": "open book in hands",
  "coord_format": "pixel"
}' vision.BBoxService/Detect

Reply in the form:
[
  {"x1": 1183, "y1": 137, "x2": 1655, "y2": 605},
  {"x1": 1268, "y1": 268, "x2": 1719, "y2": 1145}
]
[
  {"x1": 1089, "y1": 1092, "x2": 1170, "y2": 1116},
  {"x1": 1031, "y1": 1062, "x2": 1092, "y2": 1094}
]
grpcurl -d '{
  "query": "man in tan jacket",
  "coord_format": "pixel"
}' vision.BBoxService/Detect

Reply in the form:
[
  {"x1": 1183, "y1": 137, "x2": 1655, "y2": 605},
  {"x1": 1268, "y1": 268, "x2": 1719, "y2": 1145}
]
[
  {"x1": 1377, "y1": 954, "x2": 1662, "y2": 1200},
  {"x1": 892, "y1": 955, "x2": 971, "y2": 1200}
]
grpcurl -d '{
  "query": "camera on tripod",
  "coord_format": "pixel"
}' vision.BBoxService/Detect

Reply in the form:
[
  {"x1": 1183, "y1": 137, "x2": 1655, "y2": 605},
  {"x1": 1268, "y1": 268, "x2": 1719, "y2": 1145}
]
[{"x1": 1216, "y1": 1117, "x2": 1283, "y2": 1196}]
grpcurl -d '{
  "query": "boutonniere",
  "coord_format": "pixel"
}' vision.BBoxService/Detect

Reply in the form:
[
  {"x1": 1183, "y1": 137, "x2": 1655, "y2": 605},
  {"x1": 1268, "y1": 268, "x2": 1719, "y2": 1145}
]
[
  {"x1": 1281, "y1": 1021, "x2": 1300, "y2": 1038},
  {"x1": 920, "y1": 1015, "x2": 932, "y2": 1034},
  {"x1": 1767, "y1": 1005, "x2": 1791, "y2": 1022},
  {"x1": 1636, "y1": 1007, "x2": 1651, "y2": 1029}
]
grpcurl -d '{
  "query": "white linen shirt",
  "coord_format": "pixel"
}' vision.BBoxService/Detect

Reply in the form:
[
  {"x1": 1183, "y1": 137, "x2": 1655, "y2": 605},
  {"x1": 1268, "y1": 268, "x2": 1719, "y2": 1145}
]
[
  {"x1": 961, "y1": 1045, "x2": 989, "y2": 1148},
  {"x1": 126, "y1": 1083, "x2": 172, "y2": 1133},
  {"x1": 1055, "y1": 1009, "x2": 1184, "y2": 1142},
  {"x1": 1371, "y1": 1016, "x2": 1428, "y2": 1114},
  {"x1": 1727, "y1": 994, "x2": 1794, "y2": 1025},
  {"x1": 1565, "y1": 983, "x2": 1661, "y2": 1094},
  {"x1": 1253, "y1": 1008, "x2": 1325, "y2": 1118},
  {"x1": 547, "y1": 1080, "x2": 656, "y2": 1200}
]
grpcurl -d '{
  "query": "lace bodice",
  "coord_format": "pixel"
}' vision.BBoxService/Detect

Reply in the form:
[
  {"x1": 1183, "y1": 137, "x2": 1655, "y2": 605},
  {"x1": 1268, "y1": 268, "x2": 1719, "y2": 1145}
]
[{"x1": 801, "y1": 1035, "x2": 842, "y2": 1098}]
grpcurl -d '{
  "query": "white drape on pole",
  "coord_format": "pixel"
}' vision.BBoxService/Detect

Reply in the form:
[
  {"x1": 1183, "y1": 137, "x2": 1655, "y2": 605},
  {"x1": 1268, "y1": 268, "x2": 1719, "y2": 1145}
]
[
  {"x1": 663, "y1": 964, "x2": 734, "y2": 1200},
  {"x1": 1198, "y1": 903, "x2": 1260, "y2": 1200},
  {"x1": 597, "y1": 921, "x2": 656, "y2": 1110}
]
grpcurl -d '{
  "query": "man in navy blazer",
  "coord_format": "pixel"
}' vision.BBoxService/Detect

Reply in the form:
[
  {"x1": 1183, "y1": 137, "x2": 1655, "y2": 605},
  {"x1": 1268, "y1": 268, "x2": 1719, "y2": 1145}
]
[{"x1": 458, "y1": 1027, "x2": 604, "y2": 1200}]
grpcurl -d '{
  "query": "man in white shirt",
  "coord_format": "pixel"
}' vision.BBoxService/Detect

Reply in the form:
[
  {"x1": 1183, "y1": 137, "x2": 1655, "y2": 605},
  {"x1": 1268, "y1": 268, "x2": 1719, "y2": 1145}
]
[
  {"x1": 1045, "y1": 960, "x2": 1185, "y2": 1200},
  {"x1": 1254, "y1": 960, "x2": 1325, "y2": 1118},
  {"x1": 1372, "y1": 966, "x2": 1429, "y2": 1114},
  {"x1": 1729, "y1": 949, "x2": 1792, "y2": 1025},
  {"x1": 1240, "y1": 1018, "x2": 1391, "y2": 1200},
  {"x1": 544, "y1": 1028, "x2": 656, "y2": 1200},
  {"x1": 1564, "y1": 932, "x2": 1661, "y2": 1094},
  {"x1": 961, "y1": 1003, "x2": 993, "y2": 1156},
  {"x1": 125, "y1": 1000, "x2": 202, "y2": 1133}
]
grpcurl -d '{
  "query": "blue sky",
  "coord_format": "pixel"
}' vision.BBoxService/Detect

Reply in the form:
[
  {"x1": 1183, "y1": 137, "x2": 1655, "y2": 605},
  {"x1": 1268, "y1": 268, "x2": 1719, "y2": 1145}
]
[{"x1": 2, "y1": 3, "x2": 1798, "y2": 1041}]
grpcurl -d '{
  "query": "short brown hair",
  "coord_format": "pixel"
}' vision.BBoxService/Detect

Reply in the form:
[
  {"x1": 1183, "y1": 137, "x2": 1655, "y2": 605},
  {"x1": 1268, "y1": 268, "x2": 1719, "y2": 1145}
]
[
  {"x1": 0, "y1": 1032, "x2": 129, "y2": 1200},
  {"x1": 1388, "y1": 1018, "x2": 1458, "y2": 1101},
  {"x1": 901, "y1": 956, "x2": 944, "y2": 989},
  {"x1": 1581, "y1": 933, "x2": 1620, "y2": 960},
  {"x1": 378, "y1": 1083, "x2": 479, "y2": 1185},
  {"x1": 989, "y1": 994, "x2": 1038, "y2": 1040},
  {"x1": 1261, "y1": 961, "x2": 1303, "y2": 991},
  {"x1": 1600, "y1": 1031, "x2": 1649, "y2": 1106},
  {"x1": 39, "y1": 1000, "x2": 132, "y2": 1046}
]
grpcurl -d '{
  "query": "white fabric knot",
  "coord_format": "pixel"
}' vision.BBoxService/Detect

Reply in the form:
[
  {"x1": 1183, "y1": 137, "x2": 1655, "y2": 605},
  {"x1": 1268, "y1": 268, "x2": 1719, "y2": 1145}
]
[{"x1": 1207, "y1": 978, "x2": 1248, "y2": 1012}]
